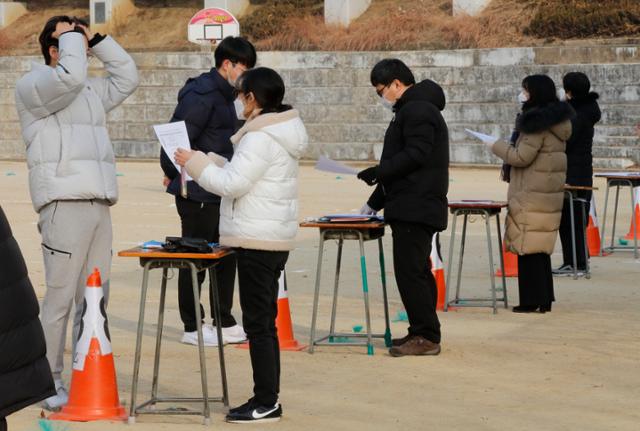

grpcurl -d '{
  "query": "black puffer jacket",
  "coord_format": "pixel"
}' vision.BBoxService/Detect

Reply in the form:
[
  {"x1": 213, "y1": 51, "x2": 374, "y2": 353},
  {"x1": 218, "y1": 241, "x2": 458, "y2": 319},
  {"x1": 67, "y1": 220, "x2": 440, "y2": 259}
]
[
  {"x1": 0, "y1": 206, "x2": 54, "y2": 418},
  {"x1": 160, "y1": 69, "x2": 239, "y2": 203},
  {"x1": 566, "y1": 94, "x2": 601, "y2": 186},
  {"x1": 368, "y1": 79, "x2": 450, "y2": 230}
]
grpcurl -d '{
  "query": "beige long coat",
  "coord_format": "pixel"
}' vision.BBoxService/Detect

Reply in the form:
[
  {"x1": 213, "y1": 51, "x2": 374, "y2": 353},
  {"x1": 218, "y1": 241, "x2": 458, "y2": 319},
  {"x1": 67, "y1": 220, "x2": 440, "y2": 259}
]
[{"x1": 492, "y1": 102, "x2": 573, "y2": 255}]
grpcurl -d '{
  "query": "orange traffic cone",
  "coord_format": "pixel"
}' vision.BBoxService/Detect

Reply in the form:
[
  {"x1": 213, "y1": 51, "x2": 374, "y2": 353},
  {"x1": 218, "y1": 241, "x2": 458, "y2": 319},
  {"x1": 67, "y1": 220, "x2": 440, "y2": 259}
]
[
  {"x1": 624, "y1": 187, "x2": 640, "y2": 240},
  {"x1": 587, "y1": 194, "x2": 602, "y2": 257},
  {"x1": 430, "y1": 233, "x2": 446, "y2": 311},
  {"x1": 50, "y1": 269, "x2": 126, "y2": 422},
  {"x1": 275, "y1": 272, "x2": 305, "y2": 351},
  {"x1": 238, "y1": 271, "x2": 305, "y2": 351},
  {"x1": 496, "y1": 238, "x2": 518, "y2": 277}
]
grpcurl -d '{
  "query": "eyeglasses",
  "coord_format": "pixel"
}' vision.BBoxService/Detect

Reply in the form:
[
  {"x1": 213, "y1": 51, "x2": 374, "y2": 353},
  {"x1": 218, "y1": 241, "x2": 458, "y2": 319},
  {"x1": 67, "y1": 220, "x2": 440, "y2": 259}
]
[{"x1": 376, "y1": 84, "x2": 390, "y2": 98}]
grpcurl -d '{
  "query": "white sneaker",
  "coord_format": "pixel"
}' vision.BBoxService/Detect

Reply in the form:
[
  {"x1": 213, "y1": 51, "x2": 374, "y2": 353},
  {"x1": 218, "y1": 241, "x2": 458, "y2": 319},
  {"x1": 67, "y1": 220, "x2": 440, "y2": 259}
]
[
  {"x1": 42, "y1": 379, "x2": 68, "y2": 411},
  {"x1": 220, "y1": 324, "x2": 248, "y2": 344},
  {"x1": 181, "y1": 325, "x2": 225, "y2": 347}
]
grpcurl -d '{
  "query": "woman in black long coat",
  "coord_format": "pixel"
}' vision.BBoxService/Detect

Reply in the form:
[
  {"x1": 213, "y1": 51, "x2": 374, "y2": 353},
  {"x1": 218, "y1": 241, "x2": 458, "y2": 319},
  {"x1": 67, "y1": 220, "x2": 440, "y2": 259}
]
[
  {"x1": 555, "y1": 72, "x2": 601, "y2": 273},
  {"x1": 0, "y1": 206, "x2": 55, "y2": 431}
]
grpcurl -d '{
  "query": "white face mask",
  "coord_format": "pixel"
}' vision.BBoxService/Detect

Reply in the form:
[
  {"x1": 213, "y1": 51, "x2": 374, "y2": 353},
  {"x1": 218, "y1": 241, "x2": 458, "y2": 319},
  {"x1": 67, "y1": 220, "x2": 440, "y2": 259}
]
[
  {"x1": 379, "y1": 95, "x2": 395, "y2": 111},
  {"x1": 234, "y1": 98, "x2": 246, "y2": 120},
  {"x1": 557, "y1": 88, "x2": 567, "y2": 101},
  {"x1": 517, "y1": 91, "x2": 528, "y2": 104}
]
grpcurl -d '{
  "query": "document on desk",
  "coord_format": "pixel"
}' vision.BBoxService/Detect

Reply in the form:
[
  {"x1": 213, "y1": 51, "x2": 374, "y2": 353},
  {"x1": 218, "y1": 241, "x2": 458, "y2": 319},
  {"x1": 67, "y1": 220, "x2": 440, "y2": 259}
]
[
  {"x1": 315, "y1": 155, "x2": 359, "y2": 175},
  {"x1": 153, "y1": 121, "x2": 192, "y2": 180},
  {"x1": 465, "y1": 128, "x2": 499, "y2": 144}
]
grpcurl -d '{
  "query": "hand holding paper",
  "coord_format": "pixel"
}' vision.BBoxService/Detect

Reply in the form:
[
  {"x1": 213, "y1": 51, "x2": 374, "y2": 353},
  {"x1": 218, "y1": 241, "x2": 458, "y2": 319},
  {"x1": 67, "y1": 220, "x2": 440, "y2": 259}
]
[{"x1": 465, "y1": 128, "x2": 500, "y2": 149}]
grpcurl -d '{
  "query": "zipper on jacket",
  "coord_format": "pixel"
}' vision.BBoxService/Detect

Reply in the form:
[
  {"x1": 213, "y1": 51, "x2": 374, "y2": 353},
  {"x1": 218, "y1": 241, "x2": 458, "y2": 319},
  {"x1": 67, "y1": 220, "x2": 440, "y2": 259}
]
[{"x1": 42, "y1": 243, "x2": 72, "y2": 257}]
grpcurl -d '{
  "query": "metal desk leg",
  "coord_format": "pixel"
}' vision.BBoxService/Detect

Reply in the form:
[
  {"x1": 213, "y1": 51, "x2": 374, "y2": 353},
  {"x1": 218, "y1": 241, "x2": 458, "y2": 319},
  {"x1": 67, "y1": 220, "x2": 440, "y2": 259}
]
[
  {"x1": 630, "y1": 184, "x2": 638, "y2": 259},
  {"x1": 496, "y1": 214, "x2": 508, "y2": 308},
  {"x1": 483, "y1": 211, "x2": 498, "y2": 314},
  {"x1": 358, "y1": 232, "x2": 374, "y2": 355},
  {"x1": 188, "y1": 262, "x2": 210, "y2": 425},
  {"x1": 378, "y1": 237, "x2": 392, "y2": 348},
  {"x1": 568, "y1": 192, "x2": 578, "y2": 279},
  {"x1": 328, "y1": 238, "x2": 343, "y2": 343},
  {"x1": 611, "y1": 185, "x2": 620, "y2": 250},
  {"x1": 454, "y1": 213, "x2": 469, "y2": 304},
  {"x1": 150, "y1": 268, "x2": 168, "y2": 403},
  {"x1": 129, "y1": 260, "x2": 153, "y2": 424},
  {"x1": 308, "y1": 231, "x2": 326, "y2": 354},
  {"x1": 600, "y1": 181, "x2": 610, "y2": 256},
  {"x1": 444, "y1": 212, "x2": 458, "y2": 311},
  {"x1": 209, "y1": 267, "x2": 229, "y2": 407}
]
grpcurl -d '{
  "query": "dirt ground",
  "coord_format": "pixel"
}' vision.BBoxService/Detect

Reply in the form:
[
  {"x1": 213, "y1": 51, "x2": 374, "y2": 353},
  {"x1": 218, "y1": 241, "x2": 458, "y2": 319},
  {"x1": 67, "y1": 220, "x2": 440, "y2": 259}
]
[{"x1": 2, "y1": 161, "x2": 639, "y2": 431}]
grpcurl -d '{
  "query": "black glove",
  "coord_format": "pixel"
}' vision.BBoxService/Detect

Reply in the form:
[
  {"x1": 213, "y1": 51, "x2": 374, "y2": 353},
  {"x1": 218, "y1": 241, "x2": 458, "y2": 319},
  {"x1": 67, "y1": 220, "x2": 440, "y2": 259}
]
[{"x1": 357, "y1": 166, "x2": 378, "y2": 186}]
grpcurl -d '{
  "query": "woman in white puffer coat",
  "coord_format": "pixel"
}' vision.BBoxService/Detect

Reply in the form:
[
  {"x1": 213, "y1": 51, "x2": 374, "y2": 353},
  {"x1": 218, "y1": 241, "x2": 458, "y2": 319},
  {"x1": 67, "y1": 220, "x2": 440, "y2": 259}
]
[{"x1": 175, "y1": 67, "x2": 308, "y2": 424}]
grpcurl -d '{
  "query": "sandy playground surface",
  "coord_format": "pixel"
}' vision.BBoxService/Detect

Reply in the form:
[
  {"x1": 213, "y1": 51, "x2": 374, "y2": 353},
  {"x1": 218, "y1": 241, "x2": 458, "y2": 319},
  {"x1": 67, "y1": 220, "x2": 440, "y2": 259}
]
[{"x1": 2, "y1": 161, "x2": 639, "y2": 431}]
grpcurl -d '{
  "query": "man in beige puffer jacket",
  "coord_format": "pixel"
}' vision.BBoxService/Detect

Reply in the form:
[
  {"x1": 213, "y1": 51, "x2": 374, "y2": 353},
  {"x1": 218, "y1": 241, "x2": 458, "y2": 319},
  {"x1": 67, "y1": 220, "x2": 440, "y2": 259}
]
[{"x1": 14, "y1": 16, "x2": 138, "y2": 410}]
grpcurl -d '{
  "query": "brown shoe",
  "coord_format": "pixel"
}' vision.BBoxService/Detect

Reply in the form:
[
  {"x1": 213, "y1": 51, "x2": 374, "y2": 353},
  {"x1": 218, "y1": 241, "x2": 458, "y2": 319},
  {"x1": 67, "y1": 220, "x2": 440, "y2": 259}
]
[
  {"x1": 389, "y1": 335, "x2": 441, "y2": 357},
  {"x1": 391, "y1": 333, "x2": 412, "y2": 347}
]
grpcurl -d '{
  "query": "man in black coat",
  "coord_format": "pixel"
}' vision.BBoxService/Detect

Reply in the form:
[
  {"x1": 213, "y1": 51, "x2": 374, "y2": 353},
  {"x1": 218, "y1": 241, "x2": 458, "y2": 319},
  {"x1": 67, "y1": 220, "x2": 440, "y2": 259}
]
[
  {"x1": 160, "y1": 37, "x2": 256, "y2": 346},
  {"x1": 357, "y1": 59, "x2": 449, "y2": 357},
  {"x1": 0, "y1": 206, "x2": 55, "y2": 429},
  {"x1": 556, "y1": 72, "x2": 601, "y2": 274}
]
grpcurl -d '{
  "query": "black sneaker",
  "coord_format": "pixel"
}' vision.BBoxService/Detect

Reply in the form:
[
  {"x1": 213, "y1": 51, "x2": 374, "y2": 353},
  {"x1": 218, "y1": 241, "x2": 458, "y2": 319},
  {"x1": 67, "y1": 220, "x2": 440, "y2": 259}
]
[
  {"x1": 225, "y1": 402, "x2": 282, "y2": 424},
  {"x1": 228, "y1": 398, "x2": 255, "y2": 415},
  {"x1": 552, "y1": 264, "x2": 573, "y2": 275}
]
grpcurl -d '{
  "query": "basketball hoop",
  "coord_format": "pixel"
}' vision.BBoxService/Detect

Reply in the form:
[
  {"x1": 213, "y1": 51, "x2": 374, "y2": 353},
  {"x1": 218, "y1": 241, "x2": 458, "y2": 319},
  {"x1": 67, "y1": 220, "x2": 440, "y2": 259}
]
[{"x1": 188, "y1": 8, "x2": 240, "y2": 46}]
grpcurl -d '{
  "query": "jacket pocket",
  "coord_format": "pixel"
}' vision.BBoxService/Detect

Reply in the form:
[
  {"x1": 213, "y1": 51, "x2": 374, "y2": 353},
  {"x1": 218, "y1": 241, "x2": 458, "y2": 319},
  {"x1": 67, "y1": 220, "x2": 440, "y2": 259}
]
[{"x1": 42, "y1": 243, "x2": 73, "y2": 289}]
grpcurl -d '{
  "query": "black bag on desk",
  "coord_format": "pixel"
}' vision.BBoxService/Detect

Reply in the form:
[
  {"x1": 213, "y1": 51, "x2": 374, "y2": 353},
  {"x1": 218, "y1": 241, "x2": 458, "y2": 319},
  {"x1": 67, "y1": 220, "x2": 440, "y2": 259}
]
[{"x1": 163, "y1": 237, "x2": 213, "y2": 253}]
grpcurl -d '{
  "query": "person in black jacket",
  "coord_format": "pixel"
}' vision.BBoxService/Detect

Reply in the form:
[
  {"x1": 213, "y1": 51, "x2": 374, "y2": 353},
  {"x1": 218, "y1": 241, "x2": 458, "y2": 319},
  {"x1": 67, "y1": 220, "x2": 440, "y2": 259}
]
[
  {"x1": 0, "y1": 206, "x2": 55, "y2": 429},
  {"x1": 160, "y1": 37, "x2": 256, "y2": 346},
  {"x1": 357, "y1": 59, "x2": 449, "y2": 357},
  {"x1": 555, "y1": 72, "x2": 601, "y2": 274}
]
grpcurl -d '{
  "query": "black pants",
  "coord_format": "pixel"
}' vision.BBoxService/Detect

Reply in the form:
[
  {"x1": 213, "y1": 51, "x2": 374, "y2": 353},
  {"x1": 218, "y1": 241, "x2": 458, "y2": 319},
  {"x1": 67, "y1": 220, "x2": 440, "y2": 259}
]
[
  {"x1": 236, "y1": 248, "x2": 289, "y2": 406},
  {"x1": 0, "y1": 417, "x2": 6, "y2": 431},
  {"x1": 559, "y1": 190, "x2": 591, "y2": 270},
  {"x1": 176, "y1": 196, "x2": 237, "y2": 332},
  {"x1": 517, "y1": 253, "x2": 555, "y2": 306},
  {"x1": 390, "y1": 222, "x2": 441, "y2": 344}
]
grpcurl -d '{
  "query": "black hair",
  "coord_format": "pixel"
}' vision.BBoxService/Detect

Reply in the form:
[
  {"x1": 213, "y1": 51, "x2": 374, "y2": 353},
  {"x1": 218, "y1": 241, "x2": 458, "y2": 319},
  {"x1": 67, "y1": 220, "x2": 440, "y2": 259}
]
[
  {"x1": 521, "y1": 74, "x2": 558, "y2": 111},
  {"x1": 370, "y1": 58, "x2": 416, "y2": 87},
  {"x1": 563, "y1": 72, "x2": 599, "y2": 102},
  {"x1": 214, "y1": 36, "x2": 257, "y2": 69},
  {"x1": 237, "y1": 67, "x2": 292, "y2": 115},
  {"x1": 39, "y1": 15, "x2": 89, "y2": 65}
]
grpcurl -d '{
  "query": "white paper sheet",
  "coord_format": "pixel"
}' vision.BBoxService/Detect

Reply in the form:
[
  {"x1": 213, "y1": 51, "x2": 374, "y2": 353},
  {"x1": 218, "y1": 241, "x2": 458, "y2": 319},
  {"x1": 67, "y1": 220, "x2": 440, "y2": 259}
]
[
  {"x1": 314, "y1": 156, "x2": 358, "y2": 175},
  {"x1": 153, "y1": 121, "x2": 192, "y2": 180},
  {"x1": 465, "y1": 128, "x2": 499, "y2": 144}
]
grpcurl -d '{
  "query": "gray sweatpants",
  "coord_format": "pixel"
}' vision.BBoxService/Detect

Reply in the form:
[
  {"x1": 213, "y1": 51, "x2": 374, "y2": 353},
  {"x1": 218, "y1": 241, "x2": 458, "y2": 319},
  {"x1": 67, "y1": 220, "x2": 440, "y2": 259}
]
[{"x1": 38, "y1": 200, "x2": 112, "y2": 381}]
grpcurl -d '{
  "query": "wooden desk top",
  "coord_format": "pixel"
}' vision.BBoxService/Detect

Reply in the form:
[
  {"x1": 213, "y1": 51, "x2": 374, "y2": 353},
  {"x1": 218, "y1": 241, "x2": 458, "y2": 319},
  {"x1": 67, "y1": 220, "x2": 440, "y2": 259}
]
[
  {"x1": 448, "y1": 200, "x2": 508, "y2": 209},
  {"x1": 565, "y1": 185, "x2": 599, "y2": 191},
  {"x1": 594, "y1": 172, "x2": 640, "y2": 180},
  {"x1": 118, "y1": 246, "x2": 234, "y2": 260},
  {"x1": 300, "y1": 221, "x2": 386, "y2": 230}
]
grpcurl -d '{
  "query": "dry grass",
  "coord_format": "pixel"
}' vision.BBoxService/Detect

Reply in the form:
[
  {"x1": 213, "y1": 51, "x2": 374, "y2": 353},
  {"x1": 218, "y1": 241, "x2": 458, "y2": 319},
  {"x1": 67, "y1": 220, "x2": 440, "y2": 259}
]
[
  {"x1": 526, "y1": 0, "x2": 640, "y2": 39},
  {"x1": 251, "y1": 0, "x2": 539, "y2": 51},
  {"x1": 2, "y1": 0, "x2": 640, "y2": 55}
]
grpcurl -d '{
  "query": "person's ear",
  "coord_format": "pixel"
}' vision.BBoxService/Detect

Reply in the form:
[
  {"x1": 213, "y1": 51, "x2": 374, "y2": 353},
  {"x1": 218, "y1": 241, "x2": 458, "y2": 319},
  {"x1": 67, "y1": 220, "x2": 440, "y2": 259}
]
[{"x1": 48, "y1": 46, "x2": 59, "y2": 64}]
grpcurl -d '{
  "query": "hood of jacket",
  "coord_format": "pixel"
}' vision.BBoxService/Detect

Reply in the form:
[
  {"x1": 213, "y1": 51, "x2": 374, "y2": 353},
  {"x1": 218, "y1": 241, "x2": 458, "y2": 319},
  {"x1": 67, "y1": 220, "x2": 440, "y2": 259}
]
[
  {"x1": 395, "y1": 79, "x2": 446, "y2": 112},
  {"x1": 569, "y1": 94, "x2": 601, "y2": 126},
  {"x1": 517, "y1": 101, "x2": 575, "y2": 139},
  {"x1": 178, "y1": 68, "x2": 235, "y2": 103},
  {"x1": 230, "y1": 109, "x2": 308, "y2": 159}
]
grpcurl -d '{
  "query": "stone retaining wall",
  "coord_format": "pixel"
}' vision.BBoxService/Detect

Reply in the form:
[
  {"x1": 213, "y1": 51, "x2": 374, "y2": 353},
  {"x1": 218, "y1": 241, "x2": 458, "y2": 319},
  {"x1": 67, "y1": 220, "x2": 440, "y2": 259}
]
[{"x1": 1, "y1": 44, "x2": 639, "y2": 167}]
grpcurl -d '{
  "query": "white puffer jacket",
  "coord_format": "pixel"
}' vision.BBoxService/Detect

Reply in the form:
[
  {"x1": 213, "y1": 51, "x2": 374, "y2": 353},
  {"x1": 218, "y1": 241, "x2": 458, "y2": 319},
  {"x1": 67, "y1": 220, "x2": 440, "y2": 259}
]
[
  {"x1": 185, "y1": 110, "x2": 309, "y2": 251},
  {"x1": 15, "y1": 32, "x2": 139, "y2": 213}
]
